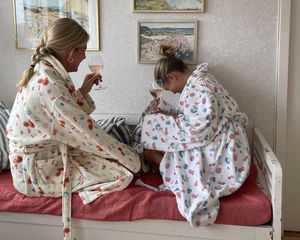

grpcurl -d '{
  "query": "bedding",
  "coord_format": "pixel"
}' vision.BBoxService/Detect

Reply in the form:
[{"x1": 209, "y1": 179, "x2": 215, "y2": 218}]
[
  {"x1": 0, "y1": 163, "x2": 271, "y2": 226},
  {"x1": 0, "y1": 101, "x2": 10, "y2": 171},
  {"x1": 97, "y1": 117, "x2": 132, "y2": 145}
]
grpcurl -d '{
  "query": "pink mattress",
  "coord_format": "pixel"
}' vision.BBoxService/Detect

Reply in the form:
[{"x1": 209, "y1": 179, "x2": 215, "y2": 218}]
[{"x1": 0, "y1": 164, "x2": 271, "y2": 225}]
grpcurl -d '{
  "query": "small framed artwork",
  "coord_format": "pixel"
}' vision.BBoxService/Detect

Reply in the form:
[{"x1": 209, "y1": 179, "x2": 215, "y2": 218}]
[
  {"x1": 133, "y1": 0, "x2": 205, "y2": 13},
  {"x1": 13, "y1": 0, "x2": 100, "y2": 51},
  {"x1": 137, "y1": 20, "x2": 198, "y2": 64}
]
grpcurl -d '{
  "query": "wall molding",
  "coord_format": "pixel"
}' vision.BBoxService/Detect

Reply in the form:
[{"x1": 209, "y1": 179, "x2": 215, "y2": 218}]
[
  {"x1": 274, "y1": 0, "x2": 291, "y2": 167},
  {"x1": 274, "y1": 0, "x2": 291, "y2": 232}
]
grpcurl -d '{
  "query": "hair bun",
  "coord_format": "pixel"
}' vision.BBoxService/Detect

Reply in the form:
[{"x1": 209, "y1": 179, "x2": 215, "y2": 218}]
[{"x1": 159, "y1": 44, "x2": 176, "y2": 58}]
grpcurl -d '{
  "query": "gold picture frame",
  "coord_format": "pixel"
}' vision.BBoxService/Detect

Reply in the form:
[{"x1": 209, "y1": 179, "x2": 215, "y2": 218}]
[
  {"x1": 133, "y1": 0, "x2": 205, "y2": 13},
  {"x1": 13, "y1": 0, "x2": 100, "y2": 51},
  {"x1": 137, "y1": 20, "x2": 198, "y2": 64}
]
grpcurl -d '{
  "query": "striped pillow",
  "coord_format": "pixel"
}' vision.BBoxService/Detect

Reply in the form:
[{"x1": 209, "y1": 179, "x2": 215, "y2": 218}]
[
  {"x1": 97, "y1": 117, "x2": 132, "y2": 145},
  {"x1": 0, "y1": 101, "x2": 10, "y2": 171}
]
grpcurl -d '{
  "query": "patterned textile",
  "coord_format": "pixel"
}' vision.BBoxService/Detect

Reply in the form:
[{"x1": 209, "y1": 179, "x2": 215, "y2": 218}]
[
  {"x1": 142, "y1": 63, "x2": 251, "y2": 227},
  {"x1": 131, "y1": 117, "x2": 152, "y2": 173},
  {"x1": 0, "y1": 101, "x2": 10, "y2": 171},
  {"x1": 132, "y1": 99, "x2": 178, "y2": 173},
  {"x1": 97, "y1": 117, "x2": 131, "y2": 145},
  {"x1": 131, "y1": 118, "x2": 143, "y2": 153},
  {"x1": 6, "y1": 55, "x2": 141, "y2": 240}
]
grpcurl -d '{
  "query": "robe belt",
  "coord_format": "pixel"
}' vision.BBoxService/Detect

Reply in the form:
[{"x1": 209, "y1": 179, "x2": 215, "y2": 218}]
[
  {"x1": 11, "y1": 143, "x2": 60, "y2": 154},
  {"x1": 12, "y1": 142, "x2": 72, "y2": 239},
  {"x1": 60, "y1": 143, "x2": 72, "y2": 240}
]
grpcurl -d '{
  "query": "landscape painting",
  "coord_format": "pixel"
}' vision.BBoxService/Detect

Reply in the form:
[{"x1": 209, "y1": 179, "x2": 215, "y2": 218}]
[
  {"x1": 138, "y1": 20, "x2": 198, "y2": 64},
  {"x1": 13, "y1": 0, "x2": 99, "y2": 50},
  {"x1": 133, "y1": 0, "x2": 205, "y2": 12}
]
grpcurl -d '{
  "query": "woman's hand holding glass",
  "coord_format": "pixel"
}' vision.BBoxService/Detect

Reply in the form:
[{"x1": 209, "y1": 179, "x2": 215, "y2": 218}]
[
  {"x1": 146, "y1": 80, "x2": 164, "y2": 114},
  {"x1": 87, "y1": 54, "x2": 107, "y2": 90},
  {"x1": 149, "y1": 80, "x2": 163, "y2": 99},
  {"x1": 79, "y1": 73, "x2": 102, "y2": 97}
]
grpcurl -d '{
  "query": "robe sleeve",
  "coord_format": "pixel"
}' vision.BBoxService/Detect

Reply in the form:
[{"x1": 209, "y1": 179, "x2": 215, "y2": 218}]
[
  {"x1": 177, "y1": 84, "x2": 220, "y2": 145},
  {"x1": 142, "y1": 82, "x2": 221, "y2": 152},
  {"x1": 41, "y1": 70, "x2": 140, "y2": 173},
  {"x1": 50, "y1": 96, "x2": 140, "y2": 173},
  {"x1": 75, "y1": 89, "x2": 95, "y2": 115}
]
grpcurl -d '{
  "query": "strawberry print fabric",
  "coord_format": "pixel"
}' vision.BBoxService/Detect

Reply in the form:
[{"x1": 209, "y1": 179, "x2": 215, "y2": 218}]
[
  {"x1": 141, "y1": 63, "x2": 251, "y2": 226},
  {"x1": 6, "y1": 55, "x2": 141, "y2": 240}
]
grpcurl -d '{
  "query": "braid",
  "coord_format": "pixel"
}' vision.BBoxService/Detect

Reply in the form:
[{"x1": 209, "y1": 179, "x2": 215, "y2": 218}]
[
  {"x1": 31, "y1": 43, "x2": 49, "y2": 67},
  {"x1": 17, "y1": 43, "x2": 49, "y2": 89},
  {"x1": 17, "y1": 18, "x2": 89, "y2": 89}
]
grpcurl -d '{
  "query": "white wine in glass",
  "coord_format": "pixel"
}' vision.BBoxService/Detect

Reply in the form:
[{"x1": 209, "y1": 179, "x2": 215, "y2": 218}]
[{"x1": 87, "y1": 54, "x2": 106, "y2": 90}]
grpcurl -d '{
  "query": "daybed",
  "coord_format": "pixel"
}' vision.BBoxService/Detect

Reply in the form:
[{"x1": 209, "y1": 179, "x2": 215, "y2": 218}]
[{"x1": 0, "y1": 128, "x2": 282, "y2": 240}]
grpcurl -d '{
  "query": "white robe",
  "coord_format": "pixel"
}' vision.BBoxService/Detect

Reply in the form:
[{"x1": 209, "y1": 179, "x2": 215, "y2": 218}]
[
  {"x1": 142, "y1": 63, "x2": 251, "y2": 226},
  {"x1": 7, "y1": 55, "x2": 141, "y2": 239}
]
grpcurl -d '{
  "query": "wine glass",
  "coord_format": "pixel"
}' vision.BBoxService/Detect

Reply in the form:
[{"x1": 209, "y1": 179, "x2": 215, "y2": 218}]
[
  {"x1": 87, "y1": 54, "x2": 107, "y2": 90},
  {"x1": 146, "y1": 80, "x2": 164, "y2": 114},
  {"x1": 148, "y1": 80, "x2": 164, "y2": 99}
]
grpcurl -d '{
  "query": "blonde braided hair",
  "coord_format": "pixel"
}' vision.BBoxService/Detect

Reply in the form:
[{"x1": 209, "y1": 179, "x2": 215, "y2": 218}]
[{"x1": 18, "y1": 18, "x2": 89, "y2": 88}]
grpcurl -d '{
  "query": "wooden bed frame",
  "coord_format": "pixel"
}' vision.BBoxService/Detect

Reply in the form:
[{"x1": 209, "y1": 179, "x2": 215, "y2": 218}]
[{"x1": 0, "y1": 128, "x2": 282, "y2": 240}]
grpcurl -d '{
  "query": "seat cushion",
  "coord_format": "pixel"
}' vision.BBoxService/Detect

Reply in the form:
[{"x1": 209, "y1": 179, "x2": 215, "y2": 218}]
[{"x1": 0, "y1": 163, "x2": 271, "y2": 226}]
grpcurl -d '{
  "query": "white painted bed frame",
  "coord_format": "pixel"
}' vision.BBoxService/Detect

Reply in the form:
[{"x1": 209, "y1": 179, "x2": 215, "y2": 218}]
[{"x1": 0, "y1": 128, "x2": 282, "y2": 240}]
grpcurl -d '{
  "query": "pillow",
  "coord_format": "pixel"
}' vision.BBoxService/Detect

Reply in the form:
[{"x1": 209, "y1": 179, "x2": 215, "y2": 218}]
[
  {"x1": 0, "y1": 101, "x2": 10, "y2": 171},
  {"x1": 97, "y1": 117, "x2": 132, "y2": 145},
  {"x1": 97, "y1": 116, "x2": 152, "y2": 173},
  {"x1": 131, "y1": 118, "x2": 153, "y2": 173}
]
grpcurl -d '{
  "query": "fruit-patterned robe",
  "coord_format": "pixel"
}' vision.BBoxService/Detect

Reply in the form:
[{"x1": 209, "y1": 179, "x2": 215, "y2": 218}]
[
  {"x1": 6, "y1": 55, "x2": 141, "y2": 240},
  {"x1": 142, "y1": 63, "x2": 251, "y2": 226}
]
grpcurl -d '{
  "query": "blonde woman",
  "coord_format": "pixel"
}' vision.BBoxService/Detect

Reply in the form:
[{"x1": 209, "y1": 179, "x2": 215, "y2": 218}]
[
  {"x1": 142, "y1": 44, "x2": 251, "y2": 227},
  {"x1": 7, "y1": 18, "x2": 141, "y2": 240}
]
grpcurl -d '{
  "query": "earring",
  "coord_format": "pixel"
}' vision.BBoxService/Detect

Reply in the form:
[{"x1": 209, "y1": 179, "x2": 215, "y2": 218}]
[{"x1": 68, "y1": 57, "x2": 74, "y2": 63}]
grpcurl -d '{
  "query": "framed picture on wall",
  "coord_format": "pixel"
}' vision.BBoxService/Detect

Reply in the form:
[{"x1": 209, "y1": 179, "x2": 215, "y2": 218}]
[
  {"x1": 133, "y1": 0, "x2": 205, "y2": 13},
  {"x1": 13, "y1": 0, "x2": 100, "y2": 50},
  {"x1": 137, "y1": 20, "x2": 198, "y2": 64}
]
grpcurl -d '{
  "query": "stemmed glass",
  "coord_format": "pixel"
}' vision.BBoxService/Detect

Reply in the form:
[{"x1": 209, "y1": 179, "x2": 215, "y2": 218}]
[
  {"x1": 87, "y1": 54, "x2": 107, "y2": 90},
  {"x1": 146, "y1": 80, "x2": 164, "y2": 114},
  {"x1": 148, "y1": 80, "x2": 164, "y2": 99}
]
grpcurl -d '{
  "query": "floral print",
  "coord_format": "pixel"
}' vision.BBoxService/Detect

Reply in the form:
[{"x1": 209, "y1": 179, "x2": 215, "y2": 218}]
[
  {"x1": 6, "y1": 55, "x2": 141, "y2": 240},
  {"x1": 142, "y1": 63, "x2": 251, "y2": 226}
]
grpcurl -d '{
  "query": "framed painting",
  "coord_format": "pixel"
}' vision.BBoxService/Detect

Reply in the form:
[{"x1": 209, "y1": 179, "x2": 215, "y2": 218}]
[
  {"x1": 13, "y1": 0, "x2": 100, "y2": 51},
  {"x1": 137, "y1": 20, "x2": 198, "y2": 64},
  {"x1": 133, "y1": 0, "x2": 205, "y2": 13}
]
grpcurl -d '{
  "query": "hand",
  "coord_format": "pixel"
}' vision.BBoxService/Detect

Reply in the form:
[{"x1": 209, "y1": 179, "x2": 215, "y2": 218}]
[
  {"x1": 79, "y1": 73, "x2": 102, "y2": 96},
  {"x1": 144, "y1": 98, "x2": 178, "y2": 118},
  {"x1": 145, "y1": 98, "x2": 161, "y2": 114}
]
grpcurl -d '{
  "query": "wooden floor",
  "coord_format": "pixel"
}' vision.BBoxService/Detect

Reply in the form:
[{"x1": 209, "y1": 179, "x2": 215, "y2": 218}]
[
  {"x1": 283, "y1": 238, "x2": 300, "y2": 240},
  {"x1": 283, "y1": 231, "x2": 300, "y2": 240}
]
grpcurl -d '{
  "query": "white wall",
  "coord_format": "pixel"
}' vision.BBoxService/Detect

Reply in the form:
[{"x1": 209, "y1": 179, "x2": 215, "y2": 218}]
[
  {"x1": 283, "y1": 0, "x2": 300, "y2": 231},
  {"x1": 0, "y1": 0, "x2": 278, "y2": 146}
]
